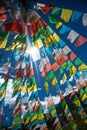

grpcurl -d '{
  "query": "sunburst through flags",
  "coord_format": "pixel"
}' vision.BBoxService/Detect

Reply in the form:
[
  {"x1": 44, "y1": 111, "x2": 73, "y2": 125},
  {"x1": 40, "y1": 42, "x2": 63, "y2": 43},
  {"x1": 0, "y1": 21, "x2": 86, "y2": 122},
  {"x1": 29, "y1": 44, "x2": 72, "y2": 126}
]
[{"x1": 0, "y1": 0, "x2": 87, "y2": 130}]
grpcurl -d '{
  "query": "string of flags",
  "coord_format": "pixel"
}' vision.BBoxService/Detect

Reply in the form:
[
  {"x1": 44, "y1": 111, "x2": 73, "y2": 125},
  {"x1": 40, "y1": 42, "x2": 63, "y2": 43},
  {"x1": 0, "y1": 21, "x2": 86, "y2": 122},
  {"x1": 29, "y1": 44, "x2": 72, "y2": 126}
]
[
  {"x1": 0, "y1": 0, "x2": 87, "y2": 130},
  {"x1": 35, "y1": 3, "x2": 87, "y2": 47}
]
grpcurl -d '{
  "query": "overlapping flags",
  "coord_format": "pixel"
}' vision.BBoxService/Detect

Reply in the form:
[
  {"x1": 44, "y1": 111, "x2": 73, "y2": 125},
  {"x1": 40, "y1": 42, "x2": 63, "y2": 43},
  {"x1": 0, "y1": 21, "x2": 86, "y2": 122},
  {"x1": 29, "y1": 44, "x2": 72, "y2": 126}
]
[
  {"x1": 48, "y1": 15, "x2": 87, "y2": 47},
  {"x1": 35, "y1": 3, "x2": 87, "y2": 26},
  {"x1": 0, "y1": 0, "x2": 87, "y2": 130},
  {"x1": 35, "y1": 3, "x2": 87, "y2": 47}
]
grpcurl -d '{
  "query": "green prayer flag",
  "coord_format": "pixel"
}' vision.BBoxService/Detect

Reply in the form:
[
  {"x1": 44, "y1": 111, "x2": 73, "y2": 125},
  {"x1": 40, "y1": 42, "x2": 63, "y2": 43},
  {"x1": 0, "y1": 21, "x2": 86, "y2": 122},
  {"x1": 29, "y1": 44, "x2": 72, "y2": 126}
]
[
  {"x1": 38, "y1": 108, "x2": 42, "y2": 114},
  {"x1": 69, "y1": 120, "x2": 76, "y2": 128},
  {"x1": 80, "y1": 88, "x2": 84, "y2": 98},
  {"x1": 52, "y1": 7, "x2": 62, "y2": 16},
  {"x1": 14, "y1": 33, "x2": 25, "y2": 43},
  {"x1": 14, "y1": 112, "x2": 21, "y2": 120},
  {"x1": 12, "y1": 78, "x2": 21, "y2": 88},
  {"x1": 48, "y1": 15, "x2": 58, "y2": 24},
  {"x1": 0, "y1": 22, "x2": 3, "y2": 27},
  {"x1": 30, "y1": 76, "x2": 36, "y2": 86},
  {"x1": 0, "y1": 30, "x2": 9, "y2": 40},
  {"x1": 61, "y1": 99, "x2": 66, "y2": 109},
  {"x1": 61, "y1": 62, "x2": 67, "y2": 69},
  {"x1": 39, "y1": 27, "x2": 46, "y2": 39},
  {"x1": 49, "y1": 104, "x2": 55, "y2": 111},
  {"x1": 13, "y1": 116, "x2": 21, "y2": 125},
  {"x1": 59, "y1": 67, "x2": 64, "y2": 74},
  {"x1": 47, "y1": 70, "x2": 55, "y2": 80},
  {"x1": 25, "y1": 111, "x2": 30, "y2": 119},
  {"x1": 47, "y1": 26, "x2": 54, "y2": 35},
  {"x1": 0, "y1": 81, "x2": 7, "y2": 91},
  {"x1": 74, "y1": 58, "x2": 83, "y2": 67},
  {"x1": 25, "y1": 35, "x2": 30, "y2": 44},
  {"x1": 85, "y1": 87, "x2": 87, "y2": 94},
  {"x1": 67, "y1": 60, "x2": 73, "y2": 68},
  {"x1": 32, "y1": 30, "x2": 40, "y2": 42}
]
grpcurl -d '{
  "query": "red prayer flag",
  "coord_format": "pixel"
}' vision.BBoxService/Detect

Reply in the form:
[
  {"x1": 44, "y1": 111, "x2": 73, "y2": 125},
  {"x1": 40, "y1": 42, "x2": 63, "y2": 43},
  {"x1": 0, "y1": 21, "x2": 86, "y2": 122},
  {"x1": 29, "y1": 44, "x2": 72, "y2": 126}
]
[
  {"x1": 41, "y1": 69, "x2": 46, "y2": 77},
  {"x1": 27, "y1": 68, "x2": 34, "y2": 78},
  {"x1": 43, "y1": 128, "x2": 48, "y2": 130},
  {"x1": 24, "y1": 24, "x2": 28, "y2": 35},
  {"x1": 56, "y1": 54, "x2": 67, "y2": 66},
  {"x1": 0, "y1": 7, "x2": 6, "y2": 14},
  {"x1": 33, "y1": 102, "x2": 37, "y2": 112},
  {"x1": 60, "y1": 94, "x2": 64, "y2": 102},
  {"x1": 2, "y1": 19, "x2": 24, "y2": 33},
  {"x1": 41, "y1": 5, "x2": 54, "y2": 14},
  {"x1": 62, "y1": 54, "x2": 68, "y2": 61},
  {"x1": 52, "y1": 62, "x2": 60, "y2": 71},
  {"x1": 4, "y1": 70, "x2": 10, "y2": 82},
  {"x1": 75, "y1": 35, "x2": 87, "y2": 47},
  {"x1": 30, "y1": 21, "x2": 37, "y2": 37},
  {"x1": 22, "y1": 67, "x2": 26, "y2": 77},
  {"x1": 36, "y1": 19, "x2": 42, "y2": 29},
  {"x1": 45, "y1": 63, "x2": 52, "y2": 73},
  {"x1": 55, "y1": 122, "x2": 61, "y2": 130},
  {"x1": 0, "y1": 14, "x2": 8, "y2": 22},
  {"x1": 25, "y1": 104, "x2": 29, "y2": 110},
  {"x1": 77, "y1": 83, "x2": 81, "y2": 92},
  {"x1": 42, "y1": 19, "x2": 48, "y2": 28},
  {"x1": 69, "y1": 91, "x2": 75, "y2": 99},
  {"x1": 67, "y1": 115, "x2": 74, "y2": 123},
  {"x1": 37, "y1": 102, "x2": 42, "y2": 111},
  {"x1": 82, "y1": 81, "x2": 87, "y2": 88},
  {"x1": 69, "y1": 52, "x2": 77, "y2": 61},
  {"x1": 47, "y1": 98, "x2": 54, "y2": 108},
  {"x1": 56, "y1": 56, "x2": 62, "y2": 66},
  {"x1": 12, "y1": 103, "x2": 21, "y2": 116},
  {"x1": 14, "y1": 65, "x2": 21, "y2": 78}
]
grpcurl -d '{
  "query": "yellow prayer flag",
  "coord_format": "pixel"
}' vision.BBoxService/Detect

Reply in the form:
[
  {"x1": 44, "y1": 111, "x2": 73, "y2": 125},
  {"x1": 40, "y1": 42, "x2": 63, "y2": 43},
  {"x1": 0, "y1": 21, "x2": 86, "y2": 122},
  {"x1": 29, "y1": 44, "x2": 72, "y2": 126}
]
[
  {"x1": 55, "y1": 21, "x2": 63, "y2": 29},
  {"x1": 5, "y1": 44, "x2": 16, "y2": 50},
  {"x1": 64, "y1": 104, "x2": 68, "y2": 114},
  {"x1": 45, "y1": 82, "x2": 49, "y2": 92},
  {"x1": 71, "y1": 123, "x2": 77, "y2": 130},
  {"x1": 51, "y1": 109, "x2": 56, "y2": 117},
  {"x1": 45, "y1": 35, "x2": 53, "y2": 47},
  {"x1": 5, "y1": 42, "x2": 20, "y2": 51},
  {"x1": 24, "y1": 117, "x2": 30, "y2": 126},
  {"x1": 53, "y1": 33, "x2": 60, "y2": 42},
  {"x1": 62, "y1": 73, "x2": 67, "y2": 83},
  {"x1": 73, "y1": 99, "x2": 80, "y2": 107},
  {"x1": 0, "y1": 40, "x2": 7, "y2": 48},
  {"x1": 46, "y1": 36, "x2": 51, "y2": 43},
  {"x1": 60, "y1": 9, "x2": 72, "y2": 22},
  {"x1": 81, "y1": 93, "x2": 87, "y2": 102},
  {"x1": 38, "y1": 113, "x2": 44, "y2": 120},
  {"x1": 0, "y1": 90, "x2": 6, "y2": 98},
  {"x1": 34, "y1": 39, "x2": 43, "y2": 48},
  {"x1": 21, "y1": 85, "x2": 28, "y2": 94},
  {"x1": 28, "y1": 84, "x2": 37, "y2": 92},
  {"x1": 13, "y1": 84, "x2": 20, "y2": 94},
  {"x1": 45, "y1": 39, "x2": 50, "y2": 47},
  {"x1": 78, "y1": 63, "x2": 87, "y2": 71},
  {"x1": 31, "y1": 114, "x2": 37, "y2": 122},
  {"x1": 52, "y1": 76, "x2": 58, "y2": 86},
  {"x1": 70, "y1": 66, "x2": 76, "y2": 76},
  {"x1": 13, "y1": 117, "x2": 21, "y2": 125}
]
